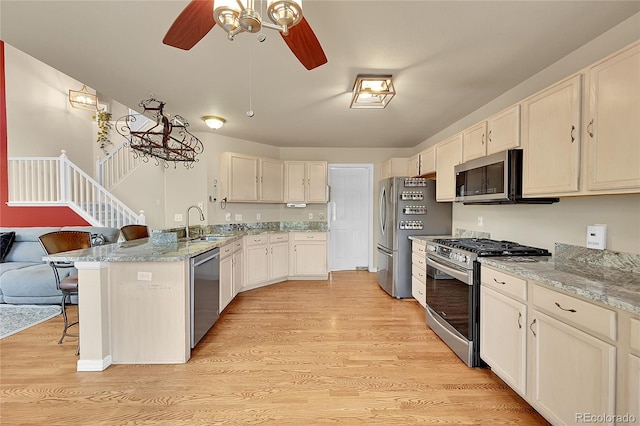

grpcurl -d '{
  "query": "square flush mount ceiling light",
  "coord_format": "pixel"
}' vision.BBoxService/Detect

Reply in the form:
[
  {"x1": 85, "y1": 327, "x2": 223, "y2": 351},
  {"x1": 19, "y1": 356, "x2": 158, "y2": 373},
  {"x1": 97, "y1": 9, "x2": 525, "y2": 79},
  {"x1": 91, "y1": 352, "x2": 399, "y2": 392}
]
[{"x1": 350, "y1": 75, "x2": 395, "y2": 109}]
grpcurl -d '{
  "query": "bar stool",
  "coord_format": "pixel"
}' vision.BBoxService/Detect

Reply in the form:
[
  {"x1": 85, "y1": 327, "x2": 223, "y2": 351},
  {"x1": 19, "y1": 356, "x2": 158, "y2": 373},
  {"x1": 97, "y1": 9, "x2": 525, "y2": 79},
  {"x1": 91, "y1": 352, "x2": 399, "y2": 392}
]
[
  {"x1": 38, "y1": 231, "x2": 91, "y2": 349},
  {"x1": 120, "y1": 224, "x2": 149, "y2": 241}
]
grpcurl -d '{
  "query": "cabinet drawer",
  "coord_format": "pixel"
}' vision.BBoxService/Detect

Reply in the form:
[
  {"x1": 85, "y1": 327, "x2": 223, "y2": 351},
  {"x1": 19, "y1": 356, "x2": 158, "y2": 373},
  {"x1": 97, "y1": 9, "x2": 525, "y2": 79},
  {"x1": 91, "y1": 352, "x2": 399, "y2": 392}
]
[
  {"x1": 269, "y1": 233, "x2": 289, "y2": 243},
  {"x1": 412, "y1": 252, "x2": 427, "y2": 272},
  {"x1": 220, "y1": 243, "x2": 233, "y2": 258},
  {"x1": 233, "y1": 240, "x2": 243, "y2": 252},
  {"x1": 412, "y1": 276, "x2": 426, "y2": 308},
  {"x1": 412, "y1": 264, "x2": 427, "y2": 284},
  {"x1": 532, "y1": 284, "x2": 617, "y2": 341},
  {"x1": 292, "y1": 232, "x2": 327, "y2": 241},
  {"x1": 481, "y1": 266, "x2": 527, "y2": 302},
  {"x1": 631, "y1": 318, "x2": 640, "y2": 355},
  {"x1": 412, "y1": 240, "x2": 426, "y2": 255},
  {"x1": 245, "y1": 234, "x2": 269, "y2": 246}
]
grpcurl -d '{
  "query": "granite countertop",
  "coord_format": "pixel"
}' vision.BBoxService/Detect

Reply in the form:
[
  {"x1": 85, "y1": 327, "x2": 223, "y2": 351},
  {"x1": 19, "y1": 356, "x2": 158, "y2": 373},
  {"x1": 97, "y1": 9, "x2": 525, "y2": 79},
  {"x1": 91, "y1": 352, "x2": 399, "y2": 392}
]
[
  {"x1": 479, "y1": 254, "x2": 640, "y2": 315},
  {"x1": 43, "y1": 224, "x2": 328, "y2": 263}
]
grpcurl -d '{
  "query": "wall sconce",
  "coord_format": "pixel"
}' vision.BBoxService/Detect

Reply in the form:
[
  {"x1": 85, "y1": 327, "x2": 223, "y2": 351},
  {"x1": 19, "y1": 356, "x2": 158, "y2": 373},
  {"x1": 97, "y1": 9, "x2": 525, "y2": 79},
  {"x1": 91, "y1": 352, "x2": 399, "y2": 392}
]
[
  {"x1": 202, "y1": 115, "x2": 226, "y2": 130},
  {"x1": 350, "y1": 75, "x2": 395, "y2": 109},
  {"x1": 68, "y1": 84, "x2": 98, "y2": 111}
]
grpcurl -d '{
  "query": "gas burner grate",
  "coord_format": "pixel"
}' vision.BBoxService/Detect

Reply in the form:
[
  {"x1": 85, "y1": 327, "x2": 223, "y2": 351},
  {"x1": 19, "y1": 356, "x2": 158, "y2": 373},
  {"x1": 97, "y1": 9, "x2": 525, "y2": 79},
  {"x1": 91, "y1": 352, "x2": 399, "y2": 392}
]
[{"x1": 431, "y1": 238, "x2": 550, "y2": 257}]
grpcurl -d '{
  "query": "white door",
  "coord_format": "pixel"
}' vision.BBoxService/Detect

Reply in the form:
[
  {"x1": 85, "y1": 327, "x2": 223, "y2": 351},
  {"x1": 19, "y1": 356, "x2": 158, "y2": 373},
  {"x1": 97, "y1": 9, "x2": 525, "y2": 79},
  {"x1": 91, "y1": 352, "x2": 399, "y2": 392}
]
[{"x1": 328, "y1": 165, "x2": 372, "y2": 271}]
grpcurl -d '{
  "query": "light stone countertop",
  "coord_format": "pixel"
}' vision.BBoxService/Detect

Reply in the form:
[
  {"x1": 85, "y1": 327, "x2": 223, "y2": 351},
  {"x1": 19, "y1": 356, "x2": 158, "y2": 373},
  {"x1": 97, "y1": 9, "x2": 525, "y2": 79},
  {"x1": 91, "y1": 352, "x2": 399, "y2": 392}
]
[
  {"x1": 43, "y1": 227, "x2": 327, "y2": 263},
  {"x1": 479, "y1": 256, "x2": 640, "y2": 315}
]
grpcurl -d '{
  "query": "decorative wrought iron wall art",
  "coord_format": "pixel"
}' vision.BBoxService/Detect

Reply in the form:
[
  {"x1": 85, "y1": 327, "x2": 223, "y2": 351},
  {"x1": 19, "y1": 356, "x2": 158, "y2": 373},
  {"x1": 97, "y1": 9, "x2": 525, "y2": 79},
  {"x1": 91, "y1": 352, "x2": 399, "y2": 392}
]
[{"x1": 115, "y1": 98, "x2": 204, "y2": 168}]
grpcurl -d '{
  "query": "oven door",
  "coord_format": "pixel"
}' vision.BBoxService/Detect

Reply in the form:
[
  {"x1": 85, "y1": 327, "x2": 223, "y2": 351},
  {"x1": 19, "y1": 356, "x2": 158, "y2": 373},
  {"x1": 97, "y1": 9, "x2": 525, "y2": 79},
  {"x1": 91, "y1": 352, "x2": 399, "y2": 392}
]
[{"x1": 425, "y1": 255, "x2": 475, "y2": 366}]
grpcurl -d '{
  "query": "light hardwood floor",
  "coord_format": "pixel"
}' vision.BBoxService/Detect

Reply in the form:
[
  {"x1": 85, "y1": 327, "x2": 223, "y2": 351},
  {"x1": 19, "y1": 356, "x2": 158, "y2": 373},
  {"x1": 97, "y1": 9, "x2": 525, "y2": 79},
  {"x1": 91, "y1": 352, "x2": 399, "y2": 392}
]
[{"x1": 0, "y1": 271, "x2": 549, "y2": 425}]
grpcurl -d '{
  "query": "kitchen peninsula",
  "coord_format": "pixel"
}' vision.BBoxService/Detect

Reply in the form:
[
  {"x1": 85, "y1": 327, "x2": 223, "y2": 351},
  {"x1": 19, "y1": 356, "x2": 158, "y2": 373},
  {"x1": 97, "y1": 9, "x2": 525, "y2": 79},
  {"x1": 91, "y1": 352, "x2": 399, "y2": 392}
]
[{"x1": 43, "y1": 223, "x2": 328, "y2": 372}]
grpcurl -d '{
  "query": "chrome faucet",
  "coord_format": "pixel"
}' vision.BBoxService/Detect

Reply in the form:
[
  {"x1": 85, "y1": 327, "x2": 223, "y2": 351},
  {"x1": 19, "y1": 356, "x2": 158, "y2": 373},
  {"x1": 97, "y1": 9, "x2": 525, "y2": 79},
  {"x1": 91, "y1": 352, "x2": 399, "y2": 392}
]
[{"x1": 186, "y1": 205, "x2": 205, "y2": 239}]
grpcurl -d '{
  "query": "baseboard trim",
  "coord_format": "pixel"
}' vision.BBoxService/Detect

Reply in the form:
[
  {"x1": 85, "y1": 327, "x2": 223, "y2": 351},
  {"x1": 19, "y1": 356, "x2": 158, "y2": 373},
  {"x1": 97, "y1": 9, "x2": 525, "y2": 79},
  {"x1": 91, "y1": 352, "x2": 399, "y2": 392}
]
[{"x1": 77, "y1": 355, "x2": 112, "y2": 372}]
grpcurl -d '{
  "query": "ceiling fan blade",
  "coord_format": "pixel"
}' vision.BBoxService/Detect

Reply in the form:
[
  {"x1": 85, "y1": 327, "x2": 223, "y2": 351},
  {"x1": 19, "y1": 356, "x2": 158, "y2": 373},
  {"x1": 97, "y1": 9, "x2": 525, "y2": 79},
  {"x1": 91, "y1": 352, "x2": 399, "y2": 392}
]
[
  {"x1": 280, "y1": 17, "x2": 327, "y2": 70},
  {"x1": 163, "y1": 0, "x2": 216, "y2": 50}
]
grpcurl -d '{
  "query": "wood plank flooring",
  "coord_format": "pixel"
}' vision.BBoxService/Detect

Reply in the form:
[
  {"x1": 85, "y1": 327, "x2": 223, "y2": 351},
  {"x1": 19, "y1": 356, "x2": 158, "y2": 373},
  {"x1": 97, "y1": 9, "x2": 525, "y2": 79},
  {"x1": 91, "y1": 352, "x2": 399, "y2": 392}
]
[{"x1": 0, "y1": 271, "x2": 549, "y2": 425}]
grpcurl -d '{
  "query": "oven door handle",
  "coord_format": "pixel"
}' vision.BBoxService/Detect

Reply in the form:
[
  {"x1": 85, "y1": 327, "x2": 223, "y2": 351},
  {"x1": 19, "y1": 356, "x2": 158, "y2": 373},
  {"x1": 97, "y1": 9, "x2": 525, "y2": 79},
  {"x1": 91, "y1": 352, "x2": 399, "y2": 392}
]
[{"x1": 426, "y1": 257, "x2": 471, "y2": 285}]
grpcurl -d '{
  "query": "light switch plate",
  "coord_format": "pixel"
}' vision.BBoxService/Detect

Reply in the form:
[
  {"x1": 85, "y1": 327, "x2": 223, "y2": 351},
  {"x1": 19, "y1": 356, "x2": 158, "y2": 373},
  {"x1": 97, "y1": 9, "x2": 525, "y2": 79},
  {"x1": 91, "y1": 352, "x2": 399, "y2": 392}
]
[
  {"x1": 225, "y1": 213, "x2": 231, "y2": 221},
  {"x1": 235, "y1": 214, "x2": 243, "y2": 222},
  {"x1": 587, "y1": 224, "x2": 607, "y2": 250}
]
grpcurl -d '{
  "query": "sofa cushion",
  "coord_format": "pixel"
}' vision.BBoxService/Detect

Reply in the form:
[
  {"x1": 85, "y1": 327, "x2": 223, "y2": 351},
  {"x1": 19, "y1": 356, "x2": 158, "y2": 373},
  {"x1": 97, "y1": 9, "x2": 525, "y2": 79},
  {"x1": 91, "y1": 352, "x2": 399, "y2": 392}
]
[
  {"x1": 0, "y1": 227, "x2": 61, "y2": 263},
  {"x1": 0, "y1": 232, "x2": 15, "y2": 262},
  {"x1": 0, "y1": 263, "x2": 72, "y2": 298}
]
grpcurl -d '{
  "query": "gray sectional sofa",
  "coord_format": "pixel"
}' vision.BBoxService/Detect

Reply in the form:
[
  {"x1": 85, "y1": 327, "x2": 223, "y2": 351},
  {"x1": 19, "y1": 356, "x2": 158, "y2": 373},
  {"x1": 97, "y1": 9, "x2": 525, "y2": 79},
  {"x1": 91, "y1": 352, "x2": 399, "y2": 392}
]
[{"x1": 0, "y1": 226, "x2": 120, "y2": 304}]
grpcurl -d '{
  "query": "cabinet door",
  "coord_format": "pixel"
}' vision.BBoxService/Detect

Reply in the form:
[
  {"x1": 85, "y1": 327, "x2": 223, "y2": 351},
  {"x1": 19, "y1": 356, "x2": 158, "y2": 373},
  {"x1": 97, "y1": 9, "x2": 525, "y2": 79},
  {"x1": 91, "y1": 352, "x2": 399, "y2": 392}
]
[
  {"x1": 530, "y1": 310, "x2": 616, "y2": 425},
  {"x1": 306, "y1": 162, "x2": 328, "y2": 203},
  {"x1": 284, "y1": 161, "x2": 306, "y2": 202},
  {"x1": 232, "y1": 249, "x2": 243, "y2": 296},
  {"x1": 228, "y1": 153, "x2": 258, "y2": 201},
  {"x1": 487, "y1": 104, "x2": 521, "y2": 155},
  {"x1": 292, "y1": 242, "x2": 327, "y2": 276},
  {"x1": 219, "y1": 254, "x2": 233, "y2": 312},
  {"x1": 435, "y1": 133, "x2": 463, "y2": 202},
  {"x1": 408, "y1": 154, "x2": 420, "y2": 177},
  {"x1": 259, "y1": 158, "x2": 284, "y2": 202},
  {"x1": 419, "y1": 147, "x2": 435, "y2": 175},
  {"x1": 480, "y1": 286, "x2": 527, "y2": 396},
  {"x1": 463, "y1": 121, "x2": 487, "y2": 162},
  {"x1": 521, "y1": 75, "x2": 581, "y2": 196},
  {"x1": 628, "y1": 354, "x2": 640, "y2": 421},
  {"x1": 244, "y1": 244, "x2": 268, "y2": 286},
  {"x1": 269, "y1": 242, "x2": 289, "y2": 280},
  {"x1": 586, "y1": 42, "x2": 640, "y2": 192}
]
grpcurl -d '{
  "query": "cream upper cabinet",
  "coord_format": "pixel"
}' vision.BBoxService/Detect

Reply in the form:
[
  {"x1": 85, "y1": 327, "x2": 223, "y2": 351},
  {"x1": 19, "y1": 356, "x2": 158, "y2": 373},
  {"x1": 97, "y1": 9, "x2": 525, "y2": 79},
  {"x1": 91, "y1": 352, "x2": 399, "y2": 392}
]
[
  {"x1": 381, "y1": 157, "x2": 409, "y2": 179},
  {"x1": 221, "y1": 152, "x2": 259, "y2": 202},
  {"x1": 408, "y1": 153, "x2": 420, "y2": 177},
  {"x1": 419, "y1": 146, "x2": 436, "y2": 175},
  {"x1": 258, "y1": 158, "x2": 284, "y2": 202},
  {"x1": 463, "y1": 121, "x2": 488, "y2": 162},
  {"x1": 435, "y1": 133, "x2": 463, "y2": 202},
  {"x1": 521, "y1": 75, "x2": 582, "y2": 196},
  {"x1": 585, "y1": 42, "x2": 640, "y2": 193},
  {"x1": 284, "y1": 161, "x2": 328, "y2": 203},
  {"x1": 486, "y1": 104, "x2": 521, "y2": 155}
]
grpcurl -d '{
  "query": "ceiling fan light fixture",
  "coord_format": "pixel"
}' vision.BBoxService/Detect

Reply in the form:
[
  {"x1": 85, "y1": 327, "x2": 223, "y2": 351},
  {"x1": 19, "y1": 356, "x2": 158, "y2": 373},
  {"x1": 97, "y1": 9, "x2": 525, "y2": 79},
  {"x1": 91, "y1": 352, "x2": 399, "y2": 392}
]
[
  {"x1": 202, "y1": 115, "x2": 226, "y2": 130},
  {"x1": 68, "y1": 84, "x2": 98, "y2": 111},
  {"x1": 350, "y1": 75, "x2": 396, "y2": 109},
  {"x1": 214, "y1": 0, "x2": 241, "y2": 34},
  {"x1": 267, "y1": 0, "x2": 303, "y2": 29}
]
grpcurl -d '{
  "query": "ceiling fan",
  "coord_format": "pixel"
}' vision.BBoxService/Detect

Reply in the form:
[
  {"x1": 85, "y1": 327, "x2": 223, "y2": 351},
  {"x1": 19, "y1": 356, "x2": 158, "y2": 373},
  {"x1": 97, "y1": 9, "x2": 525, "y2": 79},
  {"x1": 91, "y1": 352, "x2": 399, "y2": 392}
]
[{"x1": 163, "y1": 0, "x2": 327, "y2": 70}]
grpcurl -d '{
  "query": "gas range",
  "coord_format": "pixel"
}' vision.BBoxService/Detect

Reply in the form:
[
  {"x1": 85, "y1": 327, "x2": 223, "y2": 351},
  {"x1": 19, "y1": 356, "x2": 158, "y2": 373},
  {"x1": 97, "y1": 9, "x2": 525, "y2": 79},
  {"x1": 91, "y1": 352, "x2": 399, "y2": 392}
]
[{"x1": 426, "y1": 237, "x2": 551, "y2": 270}]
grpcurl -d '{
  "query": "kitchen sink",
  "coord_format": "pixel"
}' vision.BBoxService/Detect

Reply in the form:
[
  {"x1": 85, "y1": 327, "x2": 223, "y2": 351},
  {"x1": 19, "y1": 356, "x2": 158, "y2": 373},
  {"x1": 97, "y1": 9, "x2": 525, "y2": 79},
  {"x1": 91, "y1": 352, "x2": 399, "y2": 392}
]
[{"x1": 189, "y1": 235, "x2": 229, "y2": 242}]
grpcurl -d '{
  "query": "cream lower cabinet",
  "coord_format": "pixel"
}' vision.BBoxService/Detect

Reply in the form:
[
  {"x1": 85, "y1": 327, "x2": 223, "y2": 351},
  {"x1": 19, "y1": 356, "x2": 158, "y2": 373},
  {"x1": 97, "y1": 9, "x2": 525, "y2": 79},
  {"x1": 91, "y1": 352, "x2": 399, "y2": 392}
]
[
  {"x1": 232, "y1": 239, "x2": 243, "y2": 297},
  {"x1": 530, "y1": 309, "x2": 616, "y2": 425},
  {"x1": 243, "y1": 233, "x2": 288, "y2": 289},
  {"x1": 268, "y1": 233, "x2": 289, "y2": 281},
  {"x1": 289, "y1": 232, "x2": 327, "y2": 278},
  {"x1": 219, "y1": 243, "x2": 234, "y2": 312},
  {"x1": 411, "y1": 240, "x2": 427, "y2": 308},
  {"x1": 480, "y1": 267, "x2": 527, "y2": 396}
]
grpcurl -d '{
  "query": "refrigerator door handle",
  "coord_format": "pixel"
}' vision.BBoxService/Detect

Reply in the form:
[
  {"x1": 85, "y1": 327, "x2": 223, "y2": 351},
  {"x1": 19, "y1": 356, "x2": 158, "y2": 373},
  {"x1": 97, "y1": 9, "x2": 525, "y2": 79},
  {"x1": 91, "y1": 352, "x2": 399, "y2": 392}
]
[
  {"x1": 379, "y1": 186, "x2": 387, "y2": 236},
  {"x1": 377, "y1": 246, "x2": 393, "y2": 257}
]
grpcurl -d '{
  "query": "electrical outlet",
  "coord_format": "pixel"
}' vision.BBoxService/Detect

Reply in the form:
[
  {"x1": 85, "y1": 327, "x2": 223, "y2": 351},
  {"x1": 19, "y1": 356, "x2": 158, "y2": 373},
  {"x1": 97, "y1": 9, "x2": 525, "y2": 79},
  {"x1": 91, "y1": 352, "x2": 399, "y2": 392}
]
[
  {"x1": 225, "y1": 213, "x2": 231, "y2": 221},
  {"x1": 309, "y1": 213, "x2": 313, "y2": 220},
  {"x1": 587, "y1": 224, "x2": 607, "y2": 250},
  {"x1": 319, "y1": 212, "x2": 325, "y2": 220},
  {"x1": 235, "y1": 214, "x2": 243, "y2": 222},
  {"x1": 257, "y1": 213, "x2": 261, "y2": 220},
  {"x1": 137, "y1": 271, "x2": 152, "y2": 281},
  {"x1": 477, "y1": 216, "x2": 483, "y2": 226},
  {"x1": 174, "y1": 214, "x2": 183, "y2": 222}
]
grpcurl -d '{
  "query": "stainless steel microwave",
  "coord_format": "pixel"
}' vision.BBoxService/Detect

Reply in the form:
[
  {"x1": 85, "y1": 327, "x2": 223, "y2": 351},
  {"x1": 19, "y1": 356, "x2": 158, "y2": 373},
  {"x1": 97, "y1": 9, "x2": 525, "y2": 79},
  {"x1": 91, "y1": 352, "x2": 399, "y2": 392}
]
[{"x1": 454, "y1": 149, "x2": 559, "y2": 205}]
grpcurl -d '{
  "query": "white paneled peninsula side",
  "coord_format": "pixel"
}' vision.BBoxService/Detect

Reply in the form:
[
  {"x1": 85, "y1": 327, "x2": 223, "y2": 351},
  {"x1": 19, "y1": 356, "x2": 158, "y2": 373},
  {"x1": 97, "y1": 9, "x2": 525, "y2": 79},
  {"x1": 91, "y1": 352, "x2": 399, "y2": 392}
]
[{"x1": 43, "y1": 223, "x2": 328, "y2": 372}]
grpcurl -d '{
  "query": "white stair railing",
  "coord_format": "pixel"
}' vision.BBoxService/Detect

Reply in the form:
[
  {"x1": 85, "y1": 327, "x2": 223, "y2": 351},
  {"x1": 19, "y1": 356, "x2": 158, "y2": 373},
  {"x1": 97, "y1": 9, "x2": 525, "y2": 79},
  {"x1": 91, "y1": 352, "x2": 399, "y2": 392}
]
[{"x1": 7, "y1": 150, "x2": 145, "y2": 228}]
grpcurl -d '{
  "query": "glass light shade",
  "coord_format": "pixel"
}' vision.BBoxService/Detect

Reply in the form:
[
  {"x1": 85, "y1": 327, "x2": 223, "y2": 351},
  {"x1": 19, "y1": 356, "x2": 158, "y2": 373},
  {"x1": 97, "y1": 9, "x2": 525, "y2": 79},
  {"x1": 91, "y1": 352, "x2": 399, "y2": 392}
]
[
  {"x1": 214, "y1": 0, "x2": 242, "y2": 32},
  {"x1": 350, "y1": 75, "x2": 396, "y2": 109},
  {"x1": 267, "y1": 0, "x2": 302, "y2": 28},
  {"x1": 202, "y1": 115, "x2": 226, "y2": 130},
  {"x1": 69, "y1": 84, "x2": 98, "y2": 111}
]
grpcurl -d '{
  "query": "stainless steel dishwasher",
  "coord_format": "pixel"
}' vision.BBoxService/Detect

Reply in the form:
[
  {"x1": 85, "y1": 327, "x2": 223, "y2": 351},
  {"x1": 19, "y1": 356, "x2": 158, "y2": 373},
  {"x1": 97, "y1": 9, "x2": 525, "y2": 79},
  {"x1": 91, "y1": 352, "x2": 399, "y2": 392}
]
[{"x1": 190, "y1": 248, "x2": 220, "y2": 348}]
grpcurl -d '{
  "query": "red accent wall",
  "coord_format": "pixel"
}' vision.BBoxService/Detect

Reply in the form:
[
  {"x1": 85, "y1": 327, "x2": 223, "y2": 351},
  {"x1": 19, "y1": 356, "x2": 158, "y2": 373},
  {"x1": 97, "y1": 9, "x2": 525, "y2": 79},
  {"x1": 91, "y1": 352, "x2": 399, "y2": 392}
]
[{"x1": 0, "y1": 41, "x2": 88, "y2": 227}]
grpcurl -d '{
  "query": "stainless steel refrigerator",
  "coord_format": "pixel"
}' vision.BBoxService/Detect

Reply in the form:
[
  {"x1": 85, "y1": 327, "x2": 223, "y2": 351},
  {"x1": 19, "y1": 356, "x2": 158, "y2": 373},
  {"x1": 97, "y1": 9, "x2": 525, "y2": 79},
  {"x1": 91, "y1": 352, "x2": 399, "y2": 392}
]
[{"x1": 376, "y1": 177, "x2": 451, "y2": 298}]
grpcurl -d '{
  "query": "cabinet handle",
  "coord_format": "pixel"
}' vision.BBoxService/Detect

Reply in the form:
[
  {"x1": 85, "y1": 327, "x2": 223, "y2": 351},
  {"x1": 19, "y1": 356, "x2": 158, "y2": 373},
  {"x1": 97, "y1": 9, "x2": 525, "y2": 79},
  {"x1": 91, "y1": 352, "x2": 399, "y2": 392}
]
[
  {"x1": 488, "y1": 130, "x2": 492, "y2": 142},
  {"x1": 265, "y1": 248, "x2": 268, "y2": 255},
  {"x1": 587, "y1": 119, "x2": 594, "y2": 138},
  {"x1": 270, "y1": 247, "x2": 273, "y2": 254},
  {"x1": 294, "y1": 245, "x2": 297, "y2": 252},
  {"x1": 481, "y1": 133, "x2": 485, "y2": 145},
  {"x1": 554, "y1": 302, "x2": 577, "y2": 313},
  {"x1": 530, "y1": 318, "x2": 537, "y2": 336},
  {"x1": 493, "y1": 278, "x2": 506, "y2": 285},
  {"x1": 518, "y1": 312, "x2": 522, "y2": 329},
  {"x1": 570, "y1": 125, "x2": 575, "y2": 143}
]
